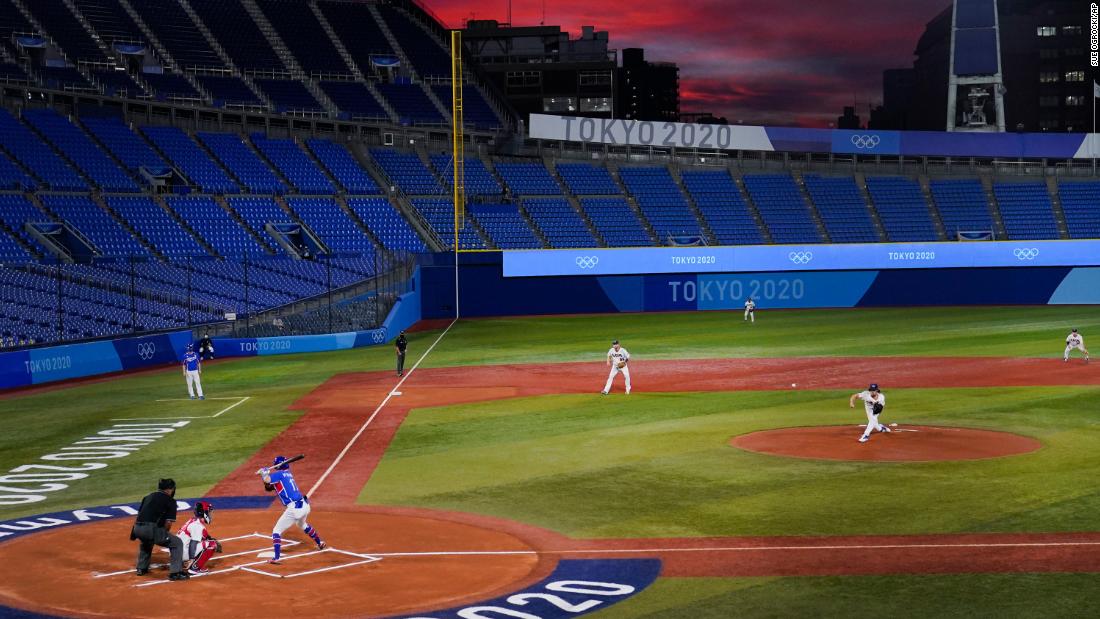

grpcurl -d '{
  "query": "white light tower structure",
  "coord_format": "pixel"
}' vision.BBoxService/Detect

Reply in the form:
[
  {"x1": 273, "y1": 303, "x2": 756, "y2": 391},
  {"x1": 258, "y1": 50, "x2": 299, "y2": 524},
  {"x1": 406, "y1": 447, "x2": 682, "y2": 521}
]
[{"x1": 946, "y1": 0, "x2": 1006, "y2": 132}]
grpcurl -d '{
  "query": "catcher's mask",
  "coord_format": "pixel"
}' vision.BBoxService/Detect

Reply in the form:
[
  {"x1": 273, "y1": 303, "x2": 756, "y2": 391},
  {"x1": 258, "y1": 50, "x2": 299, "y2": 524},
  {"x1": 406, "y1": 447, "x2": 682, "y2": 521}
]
[{"x1": 194, "y1": 501, "x2": 213, "y2": 524}]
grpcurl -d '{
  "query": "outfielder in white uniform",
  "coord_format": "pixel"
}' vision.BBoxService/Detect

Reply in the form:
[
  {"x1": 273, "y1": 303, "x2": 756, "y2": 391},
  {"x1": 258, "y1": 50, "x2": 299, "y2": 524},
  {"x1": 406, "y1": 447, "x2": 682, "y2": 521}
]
[
  {"x1": 1064, "y1": 328, "x2": 1089, "y2": 363},
  {"x1": 602, "y1": 340, "x2": 631, "y2": 395},
  {"x1": 182, "y1": 344, "x2": 204, "y2": 400},
  {"x1": 744, "y1": 298, "x2": 756, "y2": 323},
  {"x1": 850, "y1": 383, "x2": 889, "y2": 443}
]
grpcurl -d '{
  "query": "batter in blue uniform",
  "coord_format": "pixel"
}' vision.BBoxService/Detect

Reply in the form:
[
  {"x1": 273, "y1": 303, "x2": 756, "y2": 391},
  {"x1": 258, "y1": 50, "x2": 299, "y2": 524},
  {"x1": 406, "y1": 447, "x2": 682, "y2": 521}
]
[{"x1": 260, "y1": 456, "x2": 326, "y2": 563}]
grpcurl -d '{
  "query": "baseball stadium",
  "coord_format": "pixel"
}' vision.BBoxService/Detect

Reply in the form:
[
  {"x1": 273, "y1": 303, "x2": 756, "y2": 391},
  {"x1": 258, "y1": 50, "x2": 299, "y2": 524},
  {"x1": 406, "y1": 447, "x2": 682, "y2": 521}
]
[{"x1": 1, "y1": 0, "x2": 1100, "y2": 617}]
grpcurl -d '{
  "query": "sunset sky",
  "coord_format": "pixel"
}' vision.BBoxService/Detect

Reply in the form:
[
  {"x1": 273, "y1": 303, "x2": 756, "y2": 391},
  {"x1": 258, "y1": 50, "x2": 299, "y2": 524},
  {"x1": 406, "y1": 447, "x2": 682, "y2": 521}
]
[{"x1": 424, "y1": 0, "x2": 952, "y2": 127}]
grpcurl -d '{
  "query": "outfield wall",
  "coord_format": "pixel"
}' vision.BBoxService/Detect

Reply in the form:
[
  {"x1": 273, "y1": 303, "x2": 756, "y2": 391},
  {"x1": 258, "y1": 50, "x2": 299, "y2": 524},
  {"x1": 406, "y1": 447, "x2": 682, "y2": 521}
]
[{"x1": 421, "y1": 253, "x2": 1100, "y2": 318}]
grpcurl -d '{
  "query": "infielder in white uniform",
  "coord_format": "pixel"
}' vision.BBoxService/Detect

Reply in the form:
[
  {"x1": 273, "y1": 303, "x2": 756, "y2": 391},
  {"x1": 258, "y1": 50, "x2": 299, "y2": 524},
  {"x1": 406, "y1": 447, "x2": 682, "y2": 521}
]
[
  {"x1": 182, "y1": 343, "x2": 204, "y2": 400},
  {"x1": 602, "y1": 340, "x2": 631, "y2": 395},
  {"x1": 744, "y1": 297, "x2": 756, "y2": 323},
  {"x1": 850, "y1": 383, "x2": 889, "y2": 443},
  {"x1": 1064, "y1": 328, "x2": 1089, "y2": 363}
]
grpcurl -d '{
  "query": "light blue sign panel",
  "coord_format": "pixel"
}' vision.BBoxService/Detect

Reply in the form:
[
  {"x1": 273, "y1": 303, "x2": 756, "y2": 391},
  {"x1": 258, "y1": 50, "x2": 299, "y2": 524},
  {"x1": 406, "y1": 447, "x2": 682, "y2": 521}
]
[
  {"x1": 693, "y1": 272, "x2": 879, "y2": 309},
  {"x1": 504, "y1": 240, "x2": 1100, "y2": 277},
  {"x1": 1048, "y1": 267, "x2": 1100, "y2": 304}
]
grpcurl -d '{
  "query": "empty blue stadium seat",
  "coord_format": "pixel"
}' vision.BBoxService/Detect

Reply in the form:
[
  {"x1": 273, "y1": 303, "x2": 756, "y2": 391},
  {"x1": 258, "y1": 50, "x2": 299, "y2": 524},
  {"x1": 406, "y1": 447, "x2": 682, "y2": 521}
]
[
  {"x1": 433, "y1": 85, "x2": 502, "y2": 130},
  {"x1": 198, "y1": 132, "x2": 286, "y2": 194},
  {"x1": 194, "y1": 75, "x2": 263, "y2": 108},
  {"x1": 127, "y1": 0, "x2": 224, "y2": 69},
  {"x1": 0, "y1": 228, "x2": 32, "y2": 263},
  {"x1": 141, "y1": 72, "x2": 202, "y2": 101},
  {"x1": 581, "y1": 197, "x2": 650, "y2": 247},
  {"x1": 188, "y1": 0, "x2": 284, "y2": 72},
  {"x1": 251, "y1": 136, "x2": 335, "y2": 193},
  {"x1": 72, "y1": 0, "x2": 144, "y2": 46},
  {"x1": 619, "y1": 167, "x2": 700, "y2": 240},
  {"x1": 370, "y1": 148, "x2": 442, "y2": 195},
  {"x1": 168, "y1": 195, "x2": 264, "y2": 257},
  {"x1": 258, "y1": 0, "x2": 348, "y2": 76},
  {"x1": 1058, "y1": 182, "x2": 1100, "y2": 239},
  {"x1": 495, "y1": 161, "x2": 562, "y2": 195},
  {"x1": 226, "y1": 196, "x2": 294, "y2": 251},
  {"x1": 556, "y1": 163, "x2": 620, "y2": 195},
  {"x1": 26, "y1": 0, "x2": 107, "y2": 62},
  {"x1": 319, "y1": 82, "x2": 389, "y2": 121},
  {"x1": 931, "y1": 179, "x2": 993, "y2": 237},
  {"x1": 993, "y1": 182, "x2": 1060, "y2": 240},
  {"x1": 38, "y1": 67, "x2": 96, "y2": 91},
  {"x1": 107, "y1": 195, "x2": 207, "y2": 258},
  {"x1": 22, "y1": 109, "x2": 139, "y2": 192},
  {"x1": 81, "y1": 116, "x2": 167, "y2": 176},
  {"x1": 743, "y1": 175, "x2": 822, "y2": 244},
  {"x1": 803, "y1": 175, "x2": 877, "y2": 243},
  {"x1": 430, "y1": 154, "x2": 502, "y2": 196},
  {"x1": 376, "y1": 84, "x2": 444, "y2": 125},
  {"x1": 254, "y1": 79, "x2": 323, "y2": 114},
  {"x1": 286, "y1": 197, "x2": 376, "y2": 255},
  {"x1": 307, "y1": 139, "x2": 380, "y2": 194},
  {"x1": 346, "y1": 197, "x2": 426, "y2": 252},
  {"x1": 0, "y1": 194, "x2": 48, "y2": 250},
  {"x1": 40, "y1": 194, "x2": 148, "y2": 257},
  {"x1": 0, "y1": 151, "x2": 37, "y2": 190},
  {"x1": 377, "y1": 6, "x2": 450, "y2": 78},
  {"x1": 412, "y1": 198, "x2": 486, "y2": 250},
  {"x1": 681, "y1": 170, "x2": 764, "y2": 245},
  {"x1": 91, "y1": 69, "x2": 147, "y2": 98},
  {"x1": 0, "y1": 109, "x2": 87, "y2": 191},
  {"x1": 143, "y1": 126, "x2": 240, "y2": 193},
  {"x1": 316, "y1": 1, "x2": 394, "y2": 64},
  {"x1": 469, "y1": 204, "x2": 541, "y2": 249},
  {"x1": 864, "y1": 177, "x2": 938, "y2": 242},
  {"x1": 521, "y1": 198, "x2": 596, "y2": 248}
]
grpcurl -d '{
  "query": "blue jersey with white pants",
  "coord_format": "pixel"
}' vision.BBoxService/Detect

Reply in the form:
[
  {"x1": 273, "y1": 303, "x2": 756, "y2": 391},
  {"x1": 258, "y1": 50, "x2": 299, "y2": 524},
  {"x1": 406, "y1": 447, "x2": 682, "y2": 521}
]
[
  {"x1": 182, "y1": 351, "x2": 203, "y2": 398},
  {"x1": 267, "y1": 468, "x2": 306, "y2": 507},
  {"x1": 262, "y1": 464, "x2": 324, "y2": 560}
]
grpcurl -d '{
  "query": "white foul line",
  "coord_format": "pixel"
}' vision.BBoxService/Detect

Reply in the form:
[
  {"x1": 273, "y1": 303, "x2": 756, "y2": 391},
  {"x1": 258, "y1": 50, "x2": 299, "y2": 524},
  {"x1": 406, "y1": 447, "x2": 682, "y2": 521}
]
[
  {"x1": 113, "y1": 396, "x2": 250, "y2": 421},
  {"x1": 307, "y1": 319, "x2": 459, "y2": 497}
]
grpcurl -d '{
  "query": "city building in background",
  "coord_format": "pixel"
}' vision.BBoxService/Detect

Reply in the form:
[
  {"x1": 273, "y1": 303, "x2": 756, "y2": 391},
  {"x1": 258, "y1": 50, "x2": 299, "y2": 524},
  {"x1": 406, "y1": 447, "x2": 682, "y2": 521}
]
[{"x1": 462, "y1": 20, "x2": 679, "y2": 123}]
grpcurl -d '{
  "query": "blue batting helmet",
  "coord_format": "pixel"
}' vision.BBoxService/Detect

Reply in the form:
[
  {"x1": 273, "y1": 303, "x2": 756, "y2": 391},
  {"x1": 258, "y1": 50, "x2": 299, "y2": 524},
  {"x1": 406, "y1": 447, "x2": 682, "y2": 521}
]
[
  {"x1": 868, "y1": 383, "x2": 880, "y2": 392},
  {"x1": 273, "y1": 455, "x2": 288, "y2": 468}
]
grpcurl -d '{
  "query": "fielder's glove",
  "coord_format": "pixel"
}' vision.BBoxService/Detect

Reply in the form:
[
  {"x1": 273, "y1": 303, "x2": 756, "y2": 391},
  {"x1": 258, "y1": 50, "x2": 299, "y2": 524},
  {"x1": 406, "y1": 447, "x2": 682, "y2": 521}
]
[
  {"x1": 616, "y1": 362, "x2": 626, "y2": 369},
  {"x1": 872, "y1": 403, "x2": 884, "y2": 415}
]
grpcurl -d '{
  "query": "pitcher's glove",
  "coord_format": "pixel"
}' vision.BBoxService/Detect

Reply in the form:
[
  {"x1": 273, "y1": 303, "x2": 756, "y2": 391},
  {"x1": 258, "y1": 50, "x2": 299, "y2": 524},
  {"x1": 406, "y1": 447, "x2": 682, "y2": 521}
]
[
  {"x1": 872, "y1": 403, "x2": 884, "y2": 415},
  {"x1": 616, "y1": 361, "x2": 626, "y2": 369}
]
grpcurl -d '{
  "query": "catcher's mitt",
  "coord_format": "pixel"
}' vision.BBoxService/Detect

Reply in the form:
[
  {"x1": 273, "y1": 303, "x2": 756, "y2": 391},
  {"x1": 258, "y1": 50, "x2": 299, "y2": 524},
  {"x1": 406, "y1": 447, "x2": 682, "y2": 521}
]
[
  {"x1": 212, "y1": 538, "x2": 223, "y2": 553},
  {"x1": 872, "y1": 402, "x2": 884, "y2": 415},
  {"x1": 616, "y1": 361, "x2": 626, "y2": 369}
]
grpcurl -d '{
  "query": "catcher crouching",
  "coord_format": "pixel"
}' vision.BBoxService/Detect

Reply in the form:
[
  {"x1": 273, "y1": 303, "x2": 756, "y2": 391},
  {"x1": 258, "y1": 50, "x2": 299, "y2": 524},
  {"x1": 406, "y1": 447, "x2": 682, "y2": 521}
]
[
  {"x1": 177, "y1": 501, "x2": 221, "y2": 575},
  {"x1": 602, "y1": 339, "x2": 631, "y2": 395}
]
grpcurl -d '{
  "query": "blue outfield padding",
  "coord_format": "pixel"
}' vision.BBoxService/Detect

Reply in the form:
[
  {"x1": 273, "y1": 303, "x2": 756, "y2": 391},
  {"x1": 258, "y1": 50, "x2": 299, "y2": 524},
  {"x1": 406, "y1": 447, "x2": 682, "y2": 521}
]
[{"x1": 0, "y1": 330, "x2": 193, "y2": 390}]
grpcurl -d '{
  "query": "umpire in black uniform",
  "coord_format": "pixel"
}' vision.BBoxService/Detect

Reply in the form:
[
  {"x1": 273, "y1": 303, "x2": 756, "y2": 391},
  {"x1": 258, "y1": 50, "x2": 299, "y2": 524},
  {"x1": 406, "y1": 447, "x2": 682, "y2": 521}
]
[
  {"x1": 395, "y1": 331, "x2": 408, "y2": 377},
  {"x1": 131, "y1": 478, "x2": 188, "y2": 580},
  {"x1": 198, "y1": 332, "x2": 214, "y2": 360}
]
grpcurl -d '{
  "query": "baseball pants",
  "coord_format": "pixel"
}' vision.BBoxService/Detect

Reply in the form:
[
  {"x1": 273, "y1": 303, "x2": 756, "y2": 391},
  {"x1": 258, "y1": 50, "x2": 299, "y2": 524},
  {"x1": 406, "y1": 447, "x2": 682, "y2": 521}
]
[
  {"x1": 1065, "y1": 344, "x2": 1089, "y2": 361},
  {"x1": 273, "y1": 502, "x2": 312, "y2": 536},
  {"x1": 396, "y1": 350, "x2": 406, "y2": 375},
  {"x1": 185, "y1": 370, "x2": 203, "y2": 398},
  {"x1": 180, "y1": 536, "x2": 218, "y2": 570},
  {"x1": 603, "y1": 365, "x2": 631, "y2": 394},
  {"x1": 861, "y1": 409, "x2": 886, "y2": 439},
  {"x1": 133, "y1": 523, "x2": 183, "y2": 573},
  {"x1": 744, "y1": 309, "x2": 754, "y2": 322}
]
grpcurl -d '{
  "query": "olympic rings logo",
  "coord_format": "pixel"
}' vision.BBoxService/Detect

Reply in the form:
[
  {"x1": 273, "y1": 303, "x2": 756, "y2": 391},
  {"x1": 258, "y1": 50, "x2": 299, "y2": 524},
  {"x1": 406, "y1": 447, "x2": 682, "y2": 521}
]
[
  {"x1": 137, "y1": 342, "x2": 156, "y2": 361},
  {"x1": 850, "y1": 134, "x2": 881, "y2": 149},
  {"x1": 575, "y1": 256, "x2": 600, "y2": 269},
  {"x1": 1013, "y1": 248, "x2": 1040, "y2": 260},
  {"x1": 788, "y1": 251, "x2": 814, "y2": 265},
  {"x1": 371, "y1": 330, "x2": 385, "y2": 344}
]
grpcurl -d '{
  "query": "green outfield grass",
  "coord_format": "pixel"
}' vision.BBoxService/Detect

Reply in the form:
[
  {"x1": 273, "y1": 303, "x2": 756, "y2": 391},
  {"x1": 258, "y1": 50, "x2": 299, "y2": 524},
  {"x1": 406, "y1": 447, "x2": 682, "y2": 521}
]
[
  {"x1": 361, "y1": 386, "x2": 1100, "y2": 538},
  {"x1": 1, "y1": 306, "x2": 1098, "y2": 617}
]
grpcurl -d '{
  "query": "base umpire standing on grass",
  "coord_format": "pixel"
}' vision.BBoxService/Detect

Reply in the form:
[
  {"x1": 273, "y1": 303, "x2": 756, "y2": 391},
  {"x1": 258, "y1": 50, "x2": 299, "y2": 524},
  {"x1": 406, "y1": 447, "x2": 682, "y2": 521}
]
[
  {"x1": 395, "y1": 331, "x2": 408, "y2": 377},
  {"x1": 131, "y1": 478, "x2": 188, "y2": 580}
]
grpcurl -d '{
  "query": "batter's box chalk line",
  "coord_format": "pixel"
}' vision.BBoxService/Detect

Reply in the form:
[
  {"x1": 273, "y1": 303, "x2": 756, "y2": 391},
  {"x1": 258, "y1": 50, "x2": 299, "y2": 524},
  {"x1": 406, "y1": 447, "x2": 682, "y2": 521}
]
[{"x1": 122, "y1": 534, "x2": 380, "y2": 587}]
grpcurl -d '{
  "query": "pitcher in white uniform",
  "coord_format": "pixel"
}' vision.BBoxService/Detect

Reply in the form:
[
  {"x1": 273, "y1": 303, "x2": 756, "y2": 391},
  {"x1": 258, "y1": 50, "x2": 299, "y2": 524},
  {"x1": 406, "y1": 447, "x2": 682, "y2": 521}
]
[
  {"x1": 850, "y1": 383, "x2": 889, "y2": 443},
  {"x1": 1064, "y1": 328, "x2": 1089, "y2": 363},
  {"x1": 602, "y1": 340, "x2": 631, "y2": 395}
]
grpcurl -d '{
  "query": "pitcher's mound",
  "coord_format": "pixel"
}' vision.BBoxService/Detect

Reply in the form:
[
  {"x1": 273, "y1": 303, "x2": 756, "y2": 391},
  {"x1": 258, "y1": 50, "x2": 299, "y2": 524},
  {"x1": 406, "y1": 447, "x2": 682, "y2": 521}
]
[{"x1": 731, "y1": 425, "x2": 1042, "y2": 462}]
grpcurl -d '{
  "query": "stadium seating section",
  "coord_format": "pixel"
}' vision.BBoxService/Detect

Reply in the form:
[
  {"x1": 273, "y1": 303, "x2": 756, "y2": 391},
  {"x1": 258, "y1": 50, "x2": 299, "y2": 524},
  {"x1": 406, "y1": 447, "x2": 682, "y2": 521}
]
[
  {"x1": 743, "y1": 175, "x2": 822, "y2": 244},
  {"x1": 618, "y1": 167, "x2": 701, "y2": 240},
  {"x1": 680, "y1": 170, "x2": 764, "y2": 245},
  {"x1": 931, "y1": 179, "x2": 994, "y2": 237},
  {"x1": 865, "y1": 177, "x2": 939, "y2": 242},
  {"x1": 993, "y1": 182, "x2": 1060, "y2": 240},
  {"x1": 1057, "y1": 182, "x2": 1100, "y2": 239},
  {"x1": 803, "y1": 175, "x2": 877, "y2": 243}
]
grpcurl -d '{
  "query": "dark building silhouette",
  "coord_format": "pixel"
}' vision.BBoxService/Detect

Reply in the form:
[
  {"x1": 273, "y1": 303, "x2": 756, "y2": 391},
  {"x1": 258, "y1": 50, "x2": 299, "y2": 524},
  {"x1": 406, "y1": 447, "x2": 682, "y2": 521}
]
[
  {"x1": 619, "y1": 48, "x2": 680, "y2": 121},
  {"x1": 837, "y1": 106, "x2": 861, "y2": 129}
]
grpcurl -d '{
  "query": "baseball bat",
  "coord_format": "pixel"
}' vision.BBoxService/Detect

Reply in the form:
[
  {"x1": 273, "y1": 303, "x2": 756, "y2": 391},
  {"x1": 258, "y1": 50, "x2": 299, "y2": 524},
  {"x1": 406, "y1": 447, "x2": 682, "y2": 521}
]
[{"x1": 256, "y1": 453, "x2": 305, "y2": 475}]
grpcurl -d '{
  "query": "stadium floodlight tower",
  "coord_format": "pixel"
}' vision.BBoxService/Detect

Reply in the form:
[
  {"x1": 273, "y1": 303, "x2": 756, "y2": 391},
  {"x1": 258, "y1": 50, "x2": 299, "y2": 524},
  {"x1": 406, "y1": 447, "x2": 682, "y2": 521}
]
[{"x1": 946, "y1": 0, "x2": 1005, "y2": 132}]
